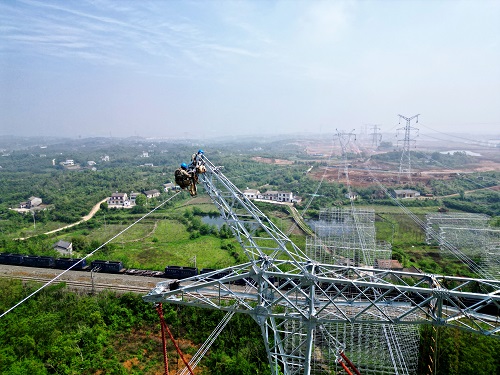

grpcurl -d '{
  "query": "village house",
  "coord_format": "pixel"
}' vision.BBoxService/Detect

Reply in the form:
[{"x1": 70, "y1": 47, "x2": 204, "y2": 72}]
[
  {"x1": 345, "y1": 192, "x2": 359, "y2": 200},
  {"x1": 393, "y1": 189, "x2": 420, "y2": 199},
  {"x1": 243, "y1": 189, "x2": 261, "y2": 199},
  {"x1": 129, "y1": 192, "x2": 140, "y2": 205},
  {"x1": 242, "y1": 189, "x2": 295, "y2": 203},
  {"x1": 262, "y1": 191, "x2": 294, "y2": 203},
  {"x1": 375, "y1": 259, "x2": 404, "y2": 271},
  {"x1": 19, "y1": 196, "x2": 42, "y2": 209},
  {"x1": 163, "y1": 182, "x2": 179, "y2": 192},
  {"x1": 144, "y1": 189, "x2": 160, "y2": 199},
  {"x1": 108, "y1": 192, "x2": 131, "y2": 207},
  {"x1": 53, "y1": 240, "x2": 73, "y2": 256}
]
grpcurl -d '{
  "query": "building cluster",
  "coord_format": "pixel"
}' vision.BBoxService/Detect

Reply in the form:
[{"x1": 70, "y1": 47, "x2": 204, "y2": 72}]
[{"x1": 107, "y1": 189, "x2": 161, "y2": 208}]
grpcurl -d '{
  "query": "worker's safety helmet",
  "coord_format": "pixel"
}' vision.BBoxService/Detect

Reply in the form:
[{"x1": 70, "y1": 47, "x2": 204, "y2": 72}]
[
  {"x1": 181, "y1": 162, "x2": 188, "y2": 169},
  {"x1": 198, "y1": 149, "x2": 204, "y2": 154}
]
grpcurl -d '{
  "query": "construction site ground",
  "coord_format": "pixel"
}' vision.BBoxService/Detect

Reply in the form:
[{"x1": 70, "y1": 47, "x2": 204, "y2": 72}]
[{"x1": 265, "y1": 138, "x2": 500, "y2": 189}]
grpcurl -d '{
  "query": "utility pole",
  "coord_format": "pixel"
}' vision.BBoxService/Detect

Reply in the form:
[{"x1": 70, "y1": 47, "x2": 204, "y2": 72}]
[
  {"x1": 396, "y1": 114, "x2": 419, "y2": 183},
  {"x1": 91, "y1": 266, "x2": 101, "y2": 295},
  {"x1": 31, "y1": 210, "x2": 36, "y2": 229},
  {"x1": 369, "y1": 124, "x2": 382, "y2": 148}
]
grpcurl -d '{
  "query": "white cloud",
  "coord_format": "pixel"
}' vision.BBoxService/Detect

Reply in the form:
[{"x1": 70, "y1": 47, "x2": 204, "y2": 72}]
[{"x1": 298, "y1": 1, "x2": 353, "y2": 44}]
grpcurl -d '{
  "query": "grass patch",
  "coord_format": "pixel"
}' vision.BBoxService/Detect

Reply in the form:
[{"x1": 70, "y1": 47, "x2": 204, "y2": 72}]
[{"x1": 85, "y1": 219, "x2": 239, "y2": 270}]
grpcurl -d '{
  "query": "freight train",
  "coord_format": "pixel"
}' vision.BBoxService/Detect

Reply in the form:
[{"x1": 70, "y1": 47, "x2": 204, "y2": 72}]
[{"x1": 0, "y1": 252, "x2": 212, "y2": 280}]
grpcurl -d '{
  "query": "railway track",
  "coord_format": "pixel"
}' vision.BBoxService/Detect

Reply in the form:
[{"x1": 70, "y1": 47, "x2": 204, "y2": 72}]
[
  {"x1": 0, "y1": 265, "x2": 161, "y2": 295},
  {"x1": 11, "y1": 275, "x2": 152, "y2": 294}
]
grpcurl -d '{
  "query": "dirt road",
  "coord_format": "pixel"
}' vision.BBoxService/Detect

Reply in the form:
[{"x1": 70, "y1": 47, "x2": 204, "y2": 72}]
[
  {"x1": 43, "y1": 197, "x2": 109, "y2": 235},
  {"x1": 18, "y1": 198, "x2": 109, "y2": 239}
]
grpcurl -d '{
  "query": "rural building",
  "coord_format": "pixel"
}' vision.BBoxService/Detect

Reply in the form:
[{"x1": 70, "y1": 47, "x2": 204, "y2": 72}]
[
  {"x1": 144, "y1": 189, "x2": 160, "y2": 198},
  {"x1": 345, "y1": 192, "x2": 359, "y2": 200},
  {"x1": 108, "y1": 192, "x2": 130, "y2": 207},
  {"x1": 53, "y1": 240, "x2": 73, "y2": 256},
  {"x1": 375, "y1": 259, "x2": 403, "y2": 271},
  {"x1": 129, "y1": 192, "x2": 140, "y2": 205},
  {"x1": 243, "y1": 189, "x2": 261, "y2": 199},
  {"x1": 393, "y1": 189, "x2": 420, "y2": 199},
  {"x1": 163, "y1": 182, "x2": 179, "y2": 192},
  {"x1": 19, "y1": 196, "x2": 42, "y2": 209},
  {"x1": 262, "y1": 190, "x2": 294, "y2": 203},
  {"x1": 243, "y1": 189, "x2": 295, "y2": 203}
]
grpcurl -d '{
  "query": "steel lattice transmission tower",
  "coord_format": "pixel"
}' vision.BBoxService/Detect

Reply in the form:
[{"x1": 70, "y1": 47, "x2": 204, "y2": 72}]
[
  {"x1": 369, "y1": 124, "x2": 382, "y2": 148},
  {"x1": 335, "y1": 129, "x2": 357, "y2": 183},
  {"x1": 144, "y1": 152, "x2": 500, "y2": 375},
  {"x1": 396, "y1": 114, "x2": 419, "y2": 183}
]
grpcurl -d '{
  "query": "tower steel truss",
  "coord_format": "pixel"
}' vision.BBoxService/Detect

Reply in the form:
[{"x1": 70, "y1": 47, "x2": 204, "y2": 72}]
[
  {"x1": 426, "y1": 213, "x2": 499, "y2": 279},
  {"x1": 307, "y1": 207, "x2": 418, "y2": 374},
  {"x1": 144, "y1": 153, "x2": 500, "y2": 375},
  {"x1": 308, "y1": 208, "x2": 391, "y2": 267}
]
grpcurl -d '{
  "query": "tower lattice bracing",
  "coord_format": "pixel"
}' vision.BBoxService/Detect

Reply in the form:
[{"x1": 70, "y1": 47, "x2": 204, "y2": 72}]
[
  {"x1": 306, "y1": 207, "x2": 418, "y2": 373},
  {"x1": 144, "y1": 152, "x2": 500, "y2": 375},
  {"x1": 307, "y1": 208, "x2": 391, "y2": 267},
  {"x1": 329, "y1": 322, "x2": 420, "y2": 375},
  {"x1": 425, "y1": 213, "x2": 499, "y2": 279}
]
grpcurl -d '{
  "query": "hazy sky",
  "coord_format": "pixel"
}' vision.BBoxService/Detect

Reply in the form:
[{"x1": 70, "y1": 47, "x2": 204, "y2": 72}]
[{"x1": 1, "y1": 0, "x2": 499, "y2": 139}]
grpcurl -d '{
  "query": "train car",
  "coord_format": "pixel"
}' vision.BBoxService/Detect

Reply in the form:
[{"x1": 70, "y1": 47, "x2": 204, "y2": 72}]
[
  {"x1": 0, "y1": 253, "x2": 25, "y2": 265},
  {"x1": 164, "y1": 265, "x2": 199, "y2": 279},
  {"x1": 91, "y1": 260, "x2": 124, "y2": 273},
  {"x1": 199, "y1": 268, "x2": 231, "y2": 281},
  {"x1": 55, "y1": 257, "x2": 87, "y2": 270},
  {"x1": 23, "y1": 255, "x2": 55, "y2": 268}
]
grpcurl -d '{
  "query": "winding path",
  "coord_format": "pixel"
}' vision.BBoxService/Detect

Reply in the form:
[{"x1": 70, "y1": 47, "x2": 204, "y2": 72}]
[{"x1": 18, "y1": 197, "x2": 109, "y2": 240}]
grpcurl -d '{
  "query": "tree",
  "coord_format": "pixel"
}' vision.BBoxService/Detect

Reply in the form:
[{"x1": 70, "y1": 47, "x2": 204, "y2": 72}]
[{"x1": 135, "y1": 194, "x2": 146, "y2": 207}]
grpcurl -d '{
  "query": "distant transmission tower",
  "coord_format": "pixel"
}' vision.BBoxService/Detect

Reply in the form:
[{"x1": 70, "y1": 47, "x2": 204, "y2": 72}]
[
  {"x1": 369, "y1": 124, "x2": 382, "y2": 148},
  {"x1": 335, "y1": 129, "x2": 356, "y2": 181},
  {"x1": 396, "y1": 114, "x2": 419, "y2": 183}
]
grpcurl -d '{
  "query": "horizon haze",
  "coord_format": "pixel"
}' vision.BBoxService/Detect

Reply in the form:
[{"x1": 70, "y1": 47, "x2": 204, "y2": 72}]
[{"x1": 1, "y1": 0, "x2": 499, "y2": 139}]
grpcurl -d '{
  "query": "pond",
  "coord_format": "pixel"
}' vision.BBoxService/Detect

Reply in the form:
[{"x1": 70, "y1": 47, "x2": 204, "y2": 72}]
[
  {"x1": 201, "y1": 215, "x2": 226, "y2": 227},
  {"x1": 201, "y1": 215, "x2": 260, "y2": 232}
]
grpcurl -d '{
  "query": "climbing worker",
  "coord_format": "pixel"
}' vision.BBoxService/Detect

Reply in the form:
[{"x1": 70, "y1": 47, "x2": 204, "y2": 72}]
[
  {"x1": 174, "y1": 162, "x2": 198, "y2": 197},
  {"x1": 190, "y1": 149, "x2": 204, "y2": 169},
  {"x1": 174, "y1": 162, "x2": 193, "y2": 189},
  {"x1": 175, "y1": 151, "x2": 207, "y2": 197}
]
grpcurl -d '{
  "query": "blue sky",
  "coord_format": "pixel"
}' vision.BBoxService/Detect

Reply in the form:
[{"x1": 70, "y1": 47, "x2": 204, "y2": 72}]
[{"x1": 1, "y1": 0, "x2": 499, "y2": 139}]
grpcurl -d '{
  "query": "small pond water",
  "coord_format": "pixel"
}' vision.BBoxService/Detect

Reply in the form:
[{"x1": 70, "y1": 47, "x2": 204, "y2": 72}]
[{"x1": 200, "y1": 215, "x2": 260, "y2": 232}]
